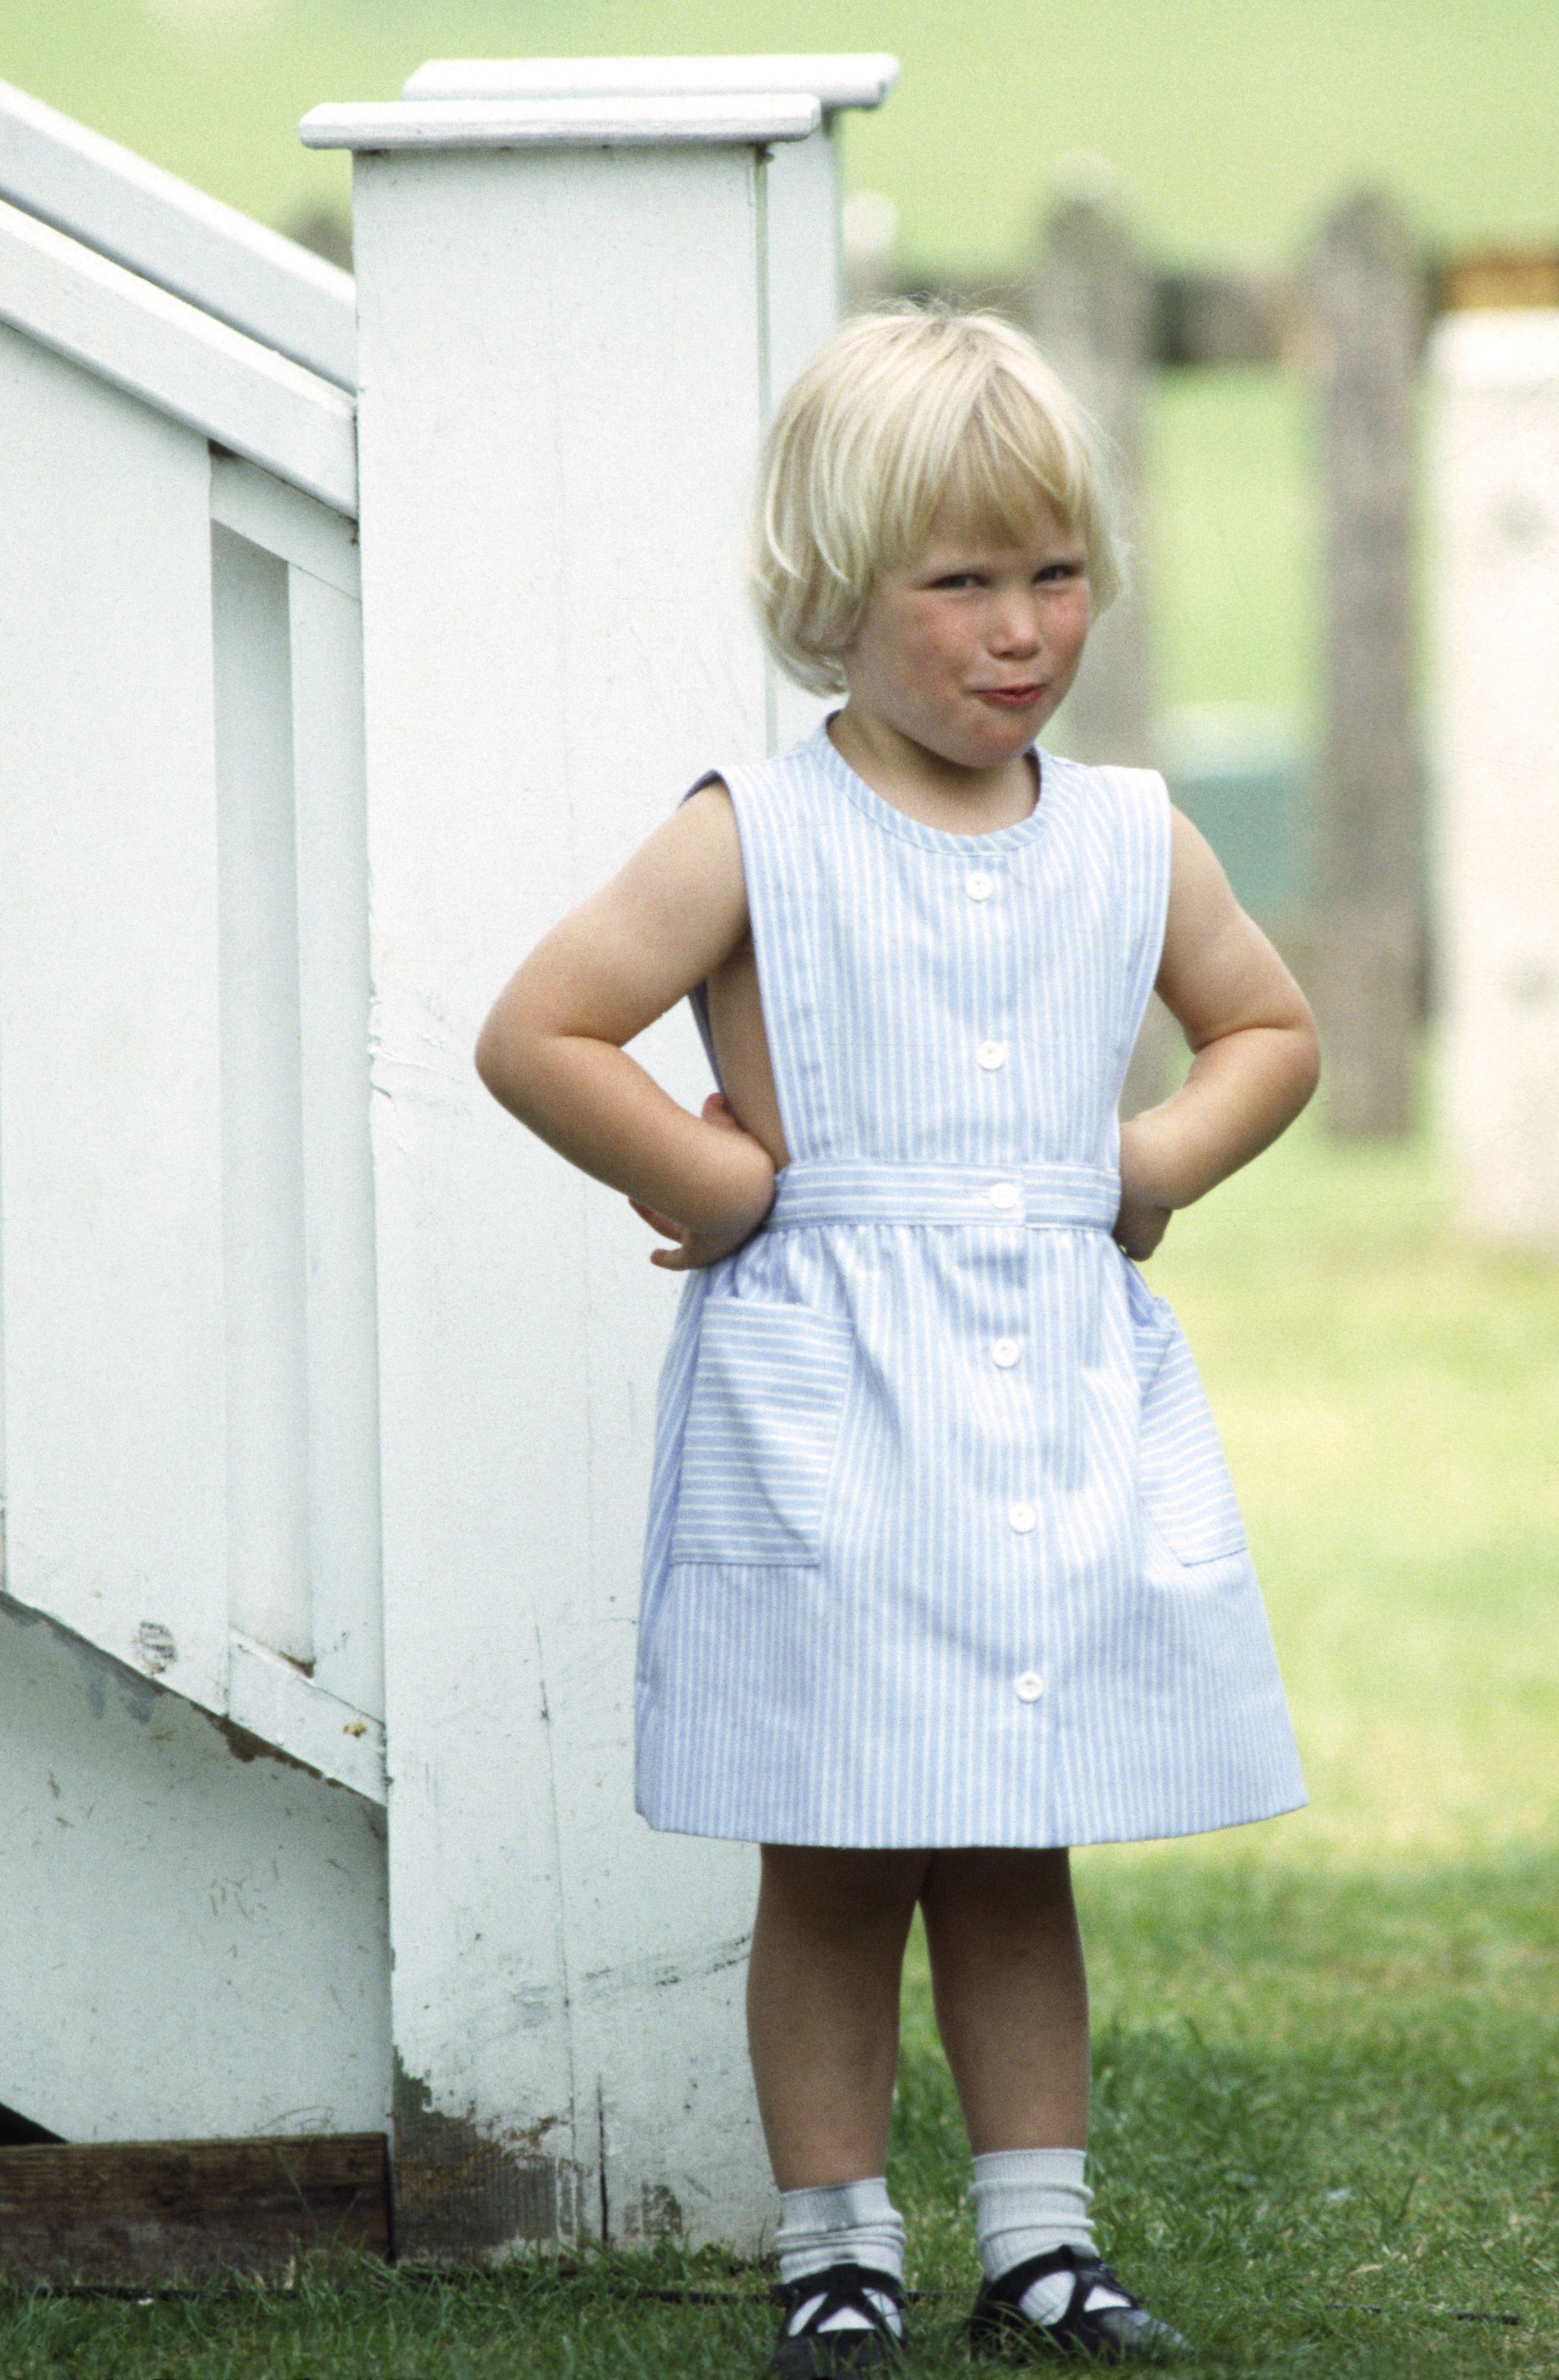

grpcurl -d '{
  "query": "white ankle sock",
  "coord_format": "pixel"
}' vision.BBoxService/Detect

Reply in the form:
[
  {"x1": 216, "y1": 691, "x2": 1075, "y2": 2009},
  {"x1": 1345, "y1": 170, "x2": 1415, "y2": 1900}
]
[
  {"x1": 775, "y1": 2177, "x2": 905, "y2": 2336},
  {"x1": 970, "y1": 2148, "x2": 1128, "y2": 2328}
]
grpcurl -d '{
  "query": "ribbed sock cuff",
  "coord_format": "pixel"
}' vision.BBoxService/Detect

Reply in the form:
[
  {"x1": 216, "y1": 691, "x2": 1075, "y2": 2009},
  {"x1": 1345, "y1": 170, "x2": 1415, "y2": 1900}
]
[
  {"x1": 775, "y1": 2176, "x2": 905, "y2": 2287},
  {"x1": 970, "y1": 2146, "x2": 1095, "y2": 2282}
]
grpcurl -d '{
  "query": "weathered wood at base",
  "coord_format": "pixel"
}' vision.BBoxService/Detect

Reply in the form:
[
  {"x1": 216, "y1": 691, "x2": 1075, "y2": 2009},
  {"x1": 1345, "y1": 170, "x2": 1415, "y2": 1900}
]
[
  {"x1": 1308, "y1": 192, "x2": 1424, "y2": 1137},
  {"x1": 0, "y1": 2134, "x2": 389, "y2": 2282}
]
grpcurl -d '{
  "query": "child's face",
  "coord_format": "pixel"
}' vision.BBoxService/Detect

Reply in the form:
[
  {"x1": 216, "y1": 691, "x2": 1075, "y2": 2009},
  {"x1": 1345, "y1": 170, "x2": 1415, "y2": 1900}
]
[{"x1": 842, "y1": 502, "x2": 1091, "y2": 773}]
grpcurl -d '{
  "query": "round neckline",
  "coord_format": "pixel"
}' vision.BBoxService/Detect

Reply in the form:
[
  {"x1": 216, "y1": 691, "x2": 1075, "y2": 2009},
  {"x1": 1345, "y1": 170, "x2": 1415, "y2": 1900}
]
[{"x1": 813, "y1": 717, "x2": 1057, "y2": 854}]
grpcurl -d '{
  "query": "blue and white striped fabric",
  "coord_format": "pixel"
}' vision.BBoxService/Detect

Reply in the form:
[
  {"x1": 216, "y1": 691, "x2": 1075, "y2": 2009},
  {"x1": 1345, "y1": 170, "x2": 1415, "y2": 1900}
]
[{"x1": 635, "y1": 725, "x2": 1305, "y2": 1848}]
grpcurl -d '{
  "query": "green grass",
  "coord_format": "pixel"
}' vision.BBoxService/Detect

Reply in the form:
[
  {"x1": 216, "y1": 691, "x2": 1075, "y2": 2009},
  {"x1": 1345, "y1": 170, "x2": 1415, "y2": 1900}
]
[{"x1": 4, "y1": 1109, "x2": 1557, "y2": 2373}]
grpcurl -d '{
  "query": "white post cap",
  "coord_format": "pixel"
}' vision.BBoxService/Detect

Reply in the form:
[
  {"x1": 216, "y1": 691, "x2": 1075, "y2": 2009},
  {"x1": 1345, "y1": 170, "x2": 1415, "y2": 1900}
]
[
  {"x1": 400, "y1": 54, "x2": 899, "y2": 112},
  {"x1": 300, "y1": 90, "x2": 821, "y2": 153}
]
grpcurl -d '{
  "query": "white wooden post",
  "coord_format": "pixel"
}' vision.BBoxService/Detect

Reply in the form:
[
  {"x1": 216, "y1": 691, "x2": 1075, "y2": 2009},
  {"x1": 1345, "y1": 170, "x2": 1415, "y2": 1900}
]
[
  {"x1": 302, "y1": 64, "x2": 892, "y2": 2258},
  {"x1": 1432, "y1": 308, "x2": 1559, "y2": 1254},
  {"x1": 398, "y1": 57, "x2": 898, "y2": 756}
]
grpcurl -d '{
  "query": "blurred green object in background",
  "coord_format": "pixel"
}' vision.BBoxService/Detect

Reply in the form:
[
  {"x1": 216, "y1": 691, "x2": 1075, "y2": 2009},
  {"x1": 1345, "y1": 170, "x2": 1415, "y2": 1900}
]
[{"x1": 1163, "y1": 704, "x2": 1305, "y2": 917}]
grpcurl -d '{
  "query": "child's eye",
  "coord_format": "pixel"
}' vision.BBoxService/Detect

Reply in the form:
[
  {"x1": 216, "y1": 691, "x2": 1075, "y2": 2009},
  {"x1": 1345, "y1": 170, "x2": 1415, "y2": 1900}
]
[
  {"x1": 930, "y1": 572, "x2": 984, "y2": 590},
  {"x1": 1036, "y1": 560, "x2": 1085, "y2": 584}
]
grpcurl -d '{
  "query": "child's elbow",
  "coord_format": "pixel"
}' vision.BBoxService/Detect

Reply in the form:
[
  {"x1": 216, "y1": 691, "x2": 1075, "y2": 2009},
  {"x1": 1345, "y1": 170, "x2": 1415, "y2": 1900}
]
[
  {"x1": 474, "y1": 1005, "x2": 532, "y2": 1113},
  {"x1": 1289, "y1": 1007, "x2": 1322, "y2": 1114},
  {"x1": 473, "y1": 1011, "x2": 500, "y2": 1092}
]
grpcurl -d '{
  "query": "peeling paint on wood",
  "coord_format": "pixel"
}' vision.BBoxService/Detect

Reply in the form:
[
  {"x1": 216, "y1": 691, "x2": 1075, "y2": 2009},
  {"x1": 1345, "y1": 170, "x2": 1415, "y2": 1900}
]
[{"x1": 391, "y1": 2060, "x2": 575, "y2": 2259}]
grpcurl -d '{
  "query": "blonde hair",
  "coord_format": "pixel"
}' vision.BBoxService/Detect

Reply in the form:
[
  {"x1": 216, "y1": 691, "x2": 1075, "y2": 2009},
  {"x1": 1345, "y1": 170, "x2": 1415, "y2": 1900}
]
[{"x1": 751, "y1": 306, "x2": 1123, "y2": 696}]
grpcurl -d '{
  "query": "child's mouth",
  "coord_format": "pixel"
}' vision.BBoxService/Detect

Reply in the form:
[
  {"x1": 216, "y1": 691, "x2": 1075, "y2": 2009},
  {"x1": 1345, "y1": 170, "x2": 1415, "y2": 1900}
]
[{"x1": 974, "y1": 684, "x2": 1043, "y2": 709}]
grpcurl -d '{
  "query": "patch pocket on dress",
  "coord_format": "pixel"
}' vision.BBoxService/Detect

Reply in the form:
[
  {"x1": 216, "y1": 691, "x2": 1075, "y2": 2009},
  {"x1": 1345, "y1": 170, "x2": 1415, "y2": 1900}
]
[
  {"x1": 1130, "y1": 1282, "x2": 1249, "y2": 1566},
  {"x1": 671, "y1": 1301, "x2": 855, "y2": 1566}
]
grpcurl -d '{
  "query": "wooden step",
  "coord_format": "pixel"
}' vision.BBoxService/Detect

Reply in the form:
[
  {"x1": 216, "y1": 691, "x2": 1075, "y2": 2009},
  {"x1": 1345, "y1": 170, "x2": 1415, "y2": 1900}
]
[{"x1": 0, "y1": 2133, "x2": 390, "y2": 2282}]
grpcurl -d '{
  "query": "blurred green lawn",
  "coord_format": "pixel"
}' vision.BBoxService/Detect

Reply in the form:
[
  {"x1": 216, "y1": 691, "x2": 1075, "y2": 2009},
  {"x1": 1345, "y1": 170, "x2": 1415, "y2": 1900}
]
[{"x1": 5, "y1": 1108, "x2": 1555, "y2": 2372}]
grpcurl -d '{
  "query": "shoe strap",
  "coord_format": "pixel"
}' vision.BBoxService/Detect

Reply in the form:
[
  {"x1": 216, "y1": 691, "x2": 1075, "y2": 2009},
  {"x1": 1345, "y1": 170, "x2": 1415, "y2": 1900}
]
[
  {"x1": 774, "y1": 2261, "x2": 905, "y2": 2337},
  {"x1": 985, "y1": 2245, "x2": 1141, "y2": 2323}
]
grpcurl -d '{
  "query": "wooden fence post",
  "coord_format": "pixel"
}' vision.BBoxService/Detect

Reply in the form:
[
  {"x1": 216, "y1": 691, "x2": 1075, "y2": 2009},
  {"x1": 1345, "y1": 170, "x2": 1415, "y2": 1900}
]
[
  {"x1": 1432, "y1": 308, "x2": 1559, "y2": 1253},
  {"x1": 1025, "y1": 191, "x2": 1154, "y2": 769},
  {"x1": 1025, "y1": 192, "x2": 1168, "y2": 1113},
  {"x1": 1308, "y1": 192, "x2": 1423, "y2": 1136}
]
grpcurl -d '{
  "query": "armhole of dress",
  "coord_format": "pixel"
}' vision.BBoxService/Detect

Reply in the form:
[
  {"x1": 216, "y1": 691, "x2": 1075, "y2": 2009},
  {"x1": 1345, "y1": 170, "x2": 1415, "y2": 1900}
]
[
  {"x1": 678, "y1": 769, "x2": 727, "y2": 1085},
  {"x1": 1108, "y1": 766, "x2": 1175, "y2": 1104},
  {"x1": 678, "y1": 764, "x2": 758, "y2": 1094}
]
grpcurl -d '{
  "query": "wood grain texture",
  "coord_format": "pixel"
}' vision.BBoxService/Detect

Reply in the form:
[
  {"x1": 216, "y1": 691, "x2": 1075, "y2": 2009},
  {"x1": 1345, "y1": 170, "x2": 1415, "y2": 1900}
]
[{"x1": 0, "y1": 2134, "x2": 390, "y2": 2281}]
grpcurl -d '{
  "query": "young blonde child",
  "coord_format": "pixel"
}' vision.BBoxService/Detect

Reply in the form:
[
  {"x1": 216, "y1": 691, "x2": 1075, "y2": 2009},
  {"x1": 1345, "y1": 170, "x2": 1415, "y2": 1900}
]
[{"x1": 477, "y1": 308, "x2": 1318, "y2": 2370}]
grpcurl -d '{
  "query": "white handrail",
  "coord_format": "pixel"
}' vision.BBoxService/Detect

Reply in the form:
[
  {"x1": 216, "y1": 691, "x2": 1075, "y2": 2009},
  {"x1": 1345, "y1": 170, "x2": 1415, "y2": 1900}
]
[
  {"x1": 0, "y1": 198, "x2": 357, "y2": 516},
  {"x1": 0, "y1": 80, "x2": 355, "y2": 390}
]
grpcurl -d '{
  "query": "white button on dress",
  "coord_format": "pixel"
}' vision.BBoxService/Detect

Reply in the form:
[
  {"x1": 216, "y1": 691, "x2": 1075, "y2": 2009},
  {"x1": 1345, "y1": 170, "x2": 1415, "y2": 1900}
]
[
  {"x1": 992, "y1": 1338, "x2": 1020, "y2": 1368},
  {"x1": 1015, "y1": 1671, "x2": 1046, "y2": 1703},
  {"x1": 988, "y1": 1181, "x2": 1020, "y2": 1211},
  {"x1": 978, "y1": 1040, "x2": 1007, "y2": 1071},
  {"x1": 965, "y1": 869, "x2": 994, "y2": 901},
  {"x1": 1008, "y1": 1501, "x2": 1036, "y2": 1534}
]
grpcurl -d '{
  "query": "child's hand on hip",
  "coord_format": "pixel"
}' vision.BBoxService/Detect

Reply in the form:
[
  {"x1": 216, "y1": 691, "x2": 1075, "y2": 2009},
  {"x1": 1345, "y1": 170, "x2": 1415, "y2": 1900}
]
[
  {"x1": 629, "y1": 1095, "x2": 777, "y2": 1270},
  {"x1": 1115, "y1": 1116, "x2": 1172, "y2": 1260},
  {"x1": 1112, "y1": 1183, "x2": 1171, "y2": 1263}
]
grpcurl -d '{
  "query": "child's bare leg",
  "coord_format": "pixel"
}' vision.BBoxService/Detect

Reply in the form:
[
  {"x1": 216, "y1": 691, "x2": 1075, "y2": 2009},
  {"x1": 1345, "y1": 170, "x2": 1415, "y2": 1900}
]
[
  {"x1": 918, "y1": 1846, "x2": 1089, "y2": 2150},
  {"x1": 748, "y1": 1843, "x2": 928, "y2": 2187}
]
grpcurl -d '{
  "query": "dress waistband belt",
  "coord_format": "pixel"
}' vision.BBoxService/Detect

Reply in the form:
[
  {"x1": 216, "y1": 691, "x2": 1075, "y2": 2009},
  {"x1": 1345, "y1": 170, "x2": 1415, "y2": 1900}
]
[{"x1": 767, "y1": 1157, "x2": 1121, "y2": 1232}]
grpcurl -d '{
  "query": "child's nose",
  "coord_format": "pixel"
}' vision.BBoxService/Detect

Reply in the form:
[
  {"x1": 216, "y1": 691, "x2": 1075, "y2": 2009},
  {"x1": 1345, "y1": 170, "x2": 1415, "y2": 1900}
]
[{"x1": 990, "y1": 593, "x2": 1043, "y2": 654}]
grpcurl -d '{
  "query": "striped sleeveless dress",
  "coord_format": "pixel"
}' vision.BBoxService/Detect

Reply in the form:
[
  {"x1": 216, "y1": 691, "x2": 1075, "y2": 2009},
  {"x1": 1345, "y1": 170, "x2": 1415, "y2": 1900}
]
[{"x1": 635, "y1": 725, "x2": 1305, "y2": 1849}]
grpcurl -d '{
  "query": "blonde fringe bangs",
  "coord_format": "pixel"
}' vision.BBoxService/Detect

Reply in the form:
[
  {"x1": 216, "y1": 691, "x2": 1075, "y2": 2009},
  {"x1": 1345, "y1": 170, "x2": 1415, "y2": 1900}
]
[{"x1": 752, "y1": 307, "x2": 1123, "y2": 697}]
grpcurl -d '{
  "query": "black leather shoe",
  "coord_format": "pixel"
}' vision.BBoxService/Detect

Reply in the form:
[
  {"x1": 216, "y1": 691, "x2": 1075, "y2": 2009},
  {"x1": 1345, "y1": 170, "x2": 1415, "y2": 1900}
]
[
  {"x1": 770, "y1": 2261, "x2": 908, "y2": 2376},
  {"x1": 968, "y1": 2247, "x2": 1188, "y2": 2362}
]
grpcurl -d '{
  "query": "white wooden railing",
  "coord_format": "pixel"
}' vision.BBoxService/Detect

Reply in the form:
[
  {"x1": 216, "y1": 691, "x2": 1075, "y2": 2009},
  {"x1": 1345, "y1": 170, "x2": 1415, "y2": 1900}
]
[{"x1": 0, "y1": 83, "x2": 381, "y2": 1797}]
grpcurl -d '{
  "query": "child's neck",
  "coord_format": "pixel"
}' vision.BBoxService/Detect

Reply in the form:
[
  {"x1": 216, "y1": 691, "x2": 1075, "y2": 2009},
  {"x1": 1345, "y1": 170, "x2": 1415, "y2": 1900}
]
[{"x1": 828, "y1": 704, "x2": 1039, "y2": 838}]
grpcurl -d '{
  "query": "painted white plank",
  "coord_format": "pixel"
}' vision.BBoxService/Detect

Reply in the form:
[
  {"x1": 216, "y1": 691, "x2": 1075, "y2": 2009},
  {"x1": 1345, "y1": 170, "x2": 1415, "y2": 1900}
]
[
  {"x1": 289, "y1": 565, "x2": 384, "y2": 1721},
  {"x1": 762, "y1": 129, "x2": 843, "y2": 755},
  {"x1": 403, "y1": 55, "x2": 899, "y2": 110},
  {"x1": 211, "y1": 525, "x2": 313, "y2": 1671},
  {"x1": 300, "y1": 93, "x2": 819, "y2": 153},
  {"x1": 0, "y1": 198, "x2": 357, "y2": 514},
  {"x1": 351, "y1": 138, "x2": 772, "y2": 2253},
  {"x1": 229, "y1": 1633, "x2": 386, "y2": 1800},
  {"x1": 1432, "y1": 309, "x2": 1559, "y2": 1253},
  {"x1": 211, "y1": 451, "x2": 360, "y2": 596},
  {"x1": 0, "y1": 77, "x2": 355, "y2": 389},
  {"x1": 1, "y1": 1603, "x2": 389, "y2": 2142},
  {"x1": 0, "y1": 332, "x2": 228, "y2": 1705}
]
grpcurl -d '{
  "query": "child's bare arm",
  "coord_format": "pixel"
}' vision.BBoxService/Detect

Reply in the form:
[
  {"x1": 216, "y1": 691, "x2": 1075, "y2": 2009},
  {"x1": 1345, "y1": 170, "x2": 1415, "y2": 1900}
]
[
  {"x1": 474, "y1": 785, "x2": 776, "y2": 1267},
  {"x1": 1116, "y1": 809, "x2": 1320, "y2": 1259}
]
